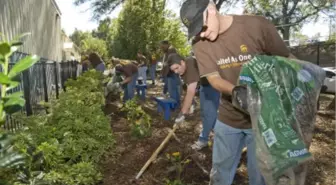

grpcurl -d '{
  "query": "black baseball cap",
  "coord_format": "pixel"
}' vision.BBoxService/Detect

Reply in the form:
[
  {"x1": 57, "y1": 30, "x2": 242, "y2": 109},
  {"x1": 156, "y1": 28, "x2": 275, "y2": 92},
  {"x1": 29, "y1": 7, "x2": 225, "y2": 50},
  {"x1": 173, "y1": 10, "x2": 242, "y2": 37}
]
[{"x1": 180, "y1": 0, "x2": 209, "y2": 40}]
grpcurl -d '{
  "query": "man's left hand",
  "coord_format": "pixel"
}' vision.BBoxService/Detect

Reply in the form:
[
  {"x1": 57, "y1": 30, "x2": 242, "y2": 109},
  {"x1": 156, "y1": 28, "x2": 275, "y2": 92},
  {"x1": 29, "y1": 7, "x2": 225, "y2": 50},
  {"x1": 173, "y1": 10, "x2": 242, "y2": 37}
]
[{"x1": 232, "y1": 85, "x2": 249, "y2": 114}]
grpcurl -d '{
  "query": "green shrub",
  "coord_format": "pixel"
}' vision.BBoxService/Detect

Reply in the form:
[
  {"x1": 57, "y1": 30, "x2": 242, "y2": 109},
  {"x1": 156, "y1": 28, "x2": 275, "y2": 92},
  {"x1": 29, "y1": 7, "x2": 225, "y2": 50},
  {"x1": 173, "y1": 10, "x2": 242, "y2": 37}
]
[
  {"x1": 121, "y1": 98, "x2": 152, "y2": 138},
  {"x1": 7, "y1": 70, "x2": 114, "y2": 184},
  {"x1": 0, "y1": 34, "x2": 39, "y2": 185},
  {"x1": 43, "y1": 162, "x2": 102, "y2": 185}
]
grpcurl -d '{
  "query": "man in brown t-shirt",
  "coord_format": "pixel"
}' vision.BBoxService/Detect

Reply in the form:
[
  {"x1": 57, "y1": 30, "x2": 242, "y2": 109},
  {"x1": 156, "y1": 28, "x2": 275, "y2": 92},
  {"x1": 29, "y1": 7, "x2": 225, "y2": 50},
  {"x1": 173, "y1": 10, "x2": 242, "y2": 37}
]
[
  {"x1": 115, "y1": 63, "x2": 138, "y2": 102},
  {"x1": 180, "y1": 1, "x2": 296, "y2": 185},
  {"x1": 168, "y1": 53, "x2": 220, "y2": 150},
  {"x1": 159, "y1": 40, "x2": 181, "y2": 106}
]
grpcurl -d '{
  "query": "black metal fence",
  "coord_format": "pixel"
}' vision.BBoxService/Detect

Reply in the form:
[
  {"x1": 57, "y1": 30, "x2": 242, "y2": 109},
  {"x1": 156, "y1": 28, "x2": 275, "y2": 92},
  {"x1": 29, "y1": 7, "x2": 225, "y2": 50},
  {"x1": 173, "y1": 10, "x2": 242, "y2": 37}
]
[
  {"x1": 289, "y1": 42, "x2": 335, "y2": 67},
  {"x1": 2, "y1": 52, "x2": 82, "y2": 131}
]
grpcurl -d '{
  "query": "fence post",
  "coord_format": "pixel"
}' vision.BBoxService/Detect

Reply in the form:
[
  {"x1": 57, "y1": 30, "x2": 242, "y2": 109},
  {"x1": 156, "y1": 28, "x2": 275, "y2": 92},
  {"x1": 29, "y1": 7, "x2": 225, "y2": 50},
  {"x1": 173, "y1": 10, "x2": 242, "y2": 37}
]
[
  {"x1": 73, "y1": 61, "x2": 78, "y2": 79},
  {"x1": 68, "y1": 61, "x2": 72, "y2": 80},
  {"x1": 70, "y1": 60, "x2": 74, "y2": 79},
  {"x1": 60, "y1": 62, "x2": 66, "y2": 92},
  {"x1": 54, "y1": 61, "x2": 59, "y2": 99},
  {"x1": 42, "y1": 60, "x2": 49, "y2": 114},
  {"x1": 22, "y1": 69, "x2": 33, "y2": 116},
  {"x1": 74, "y1": 61, "x2": 78, "y2": 79},
  {"x1": 316, "y1": 42, "x2": 320, "y2": 66}
]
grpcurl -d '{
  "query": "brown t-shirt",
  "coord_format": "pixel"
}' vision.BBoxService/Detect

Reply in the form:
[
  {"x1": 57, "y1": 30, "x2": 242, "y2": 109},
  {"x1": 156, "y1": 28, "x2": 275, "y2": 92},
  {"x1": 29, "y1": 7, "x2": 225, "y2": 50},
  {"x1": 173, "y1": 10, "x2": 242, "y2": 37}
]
[
  {"x1": 193, "y1": 15, "x2": 290, "y2": 129},
  {"x1": 122, "y1": 63, "x2": 138, "y2": 77},
  {"x1": 162, "y1": 47, "x2": 177, "y2": 76},
  {"x1": 181, "y1": 56, "x2": 200, "y2": 84},
  {"x1": 151, "y1": 56, "x2": 157, "y2": 65}
]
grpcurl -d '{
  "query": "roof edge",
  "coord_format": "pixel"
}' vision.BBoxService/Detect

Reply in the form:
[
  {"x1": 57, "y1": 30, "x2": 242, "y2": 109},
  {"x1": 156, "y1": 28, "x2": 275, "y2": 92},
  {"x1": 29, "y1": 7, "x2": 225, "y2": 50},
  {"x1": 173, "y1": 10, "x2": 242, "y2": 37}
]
[{"x1": 51, "y1": 0, "x2": 62, "y2": 15}]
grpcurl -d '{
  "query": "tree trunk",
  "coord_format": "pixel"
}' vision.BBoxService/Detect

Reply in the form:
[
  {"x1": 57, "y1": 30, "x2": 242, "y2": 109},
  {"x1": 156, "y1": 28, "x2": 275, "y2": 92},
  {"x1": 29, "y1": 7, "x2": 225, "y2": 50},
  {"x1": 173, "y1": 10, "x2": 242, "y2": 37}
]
[{"x1": 281, "y1": 26, "x2": 291, "y2": 46}]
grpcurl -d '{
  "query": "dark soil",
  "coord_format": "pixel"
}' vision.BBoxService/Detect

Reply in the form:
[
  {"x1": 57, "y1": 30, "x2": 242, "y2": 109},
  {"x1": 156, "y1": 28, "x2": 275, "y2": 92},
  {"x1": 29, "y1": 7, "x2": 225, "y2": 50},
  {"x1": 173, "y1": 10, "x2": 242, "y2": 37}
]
[{"x1": 102, "y1": 82, "x2": 335, "y2": 185}]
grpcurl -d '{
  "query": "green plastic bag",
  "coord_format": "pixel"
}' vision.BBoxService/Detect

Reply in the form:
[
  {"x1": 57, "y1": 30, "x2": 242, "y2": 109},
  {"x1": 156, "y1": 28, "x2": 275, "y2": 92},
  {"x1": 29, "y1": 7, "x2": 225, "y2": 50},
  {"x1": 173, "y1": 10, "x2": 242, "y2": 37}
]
[{"x1": 238, "y1": 55, "x2": 325, "y2": 184}]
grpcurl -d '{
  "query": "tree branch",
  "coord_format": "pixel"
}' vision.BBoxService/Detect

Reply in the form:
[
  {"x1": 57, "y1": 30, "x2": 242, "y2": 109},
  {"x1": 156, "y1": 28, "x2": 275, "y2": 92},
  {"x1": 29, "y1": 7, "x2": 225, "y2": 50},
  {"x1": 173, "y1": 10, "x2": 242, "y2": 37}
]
[
  {"x1": 288, "y1": 0, "x2": 300, "y2": 16},
  {"x1": 293, "y1": 8, "x2": 320, "y2": 24},
  {"x1": 215, "y1": 0, "x2": 226, "y2": 10}
]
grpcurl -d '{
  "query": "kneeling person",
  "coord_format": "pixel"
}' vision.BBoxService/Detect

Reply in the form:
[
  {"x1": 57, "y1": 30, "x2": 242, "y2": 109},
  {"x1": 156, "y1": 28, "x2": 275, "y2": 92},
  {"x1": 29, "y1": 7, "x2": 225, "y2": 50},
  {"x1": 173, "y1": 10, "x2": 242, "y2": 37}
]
[
  {"x1": 168, "y1": 53, "x2": 220, "y2": 150},
  {"x1": 115, "y1": 63, "x2": 138, "y2": 102}
]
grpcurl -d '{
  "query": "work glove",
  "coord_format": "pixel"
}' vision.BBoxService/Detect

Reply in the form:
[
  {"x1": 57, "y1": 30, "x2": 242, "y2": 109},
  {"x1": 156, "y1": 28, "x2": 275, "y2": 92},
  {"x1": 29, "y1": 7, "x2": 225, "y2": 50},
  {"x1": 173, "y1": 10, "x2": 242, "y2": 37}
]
[
  {"x1": 115, "y1": 82, "x2": 126, "y2": 91},
  {"x1": 174, "y1": 112, "x2": 185, "y2": 123},
  {"x1": 231, "y1": 85, "x2": 249, "y2": 114}
]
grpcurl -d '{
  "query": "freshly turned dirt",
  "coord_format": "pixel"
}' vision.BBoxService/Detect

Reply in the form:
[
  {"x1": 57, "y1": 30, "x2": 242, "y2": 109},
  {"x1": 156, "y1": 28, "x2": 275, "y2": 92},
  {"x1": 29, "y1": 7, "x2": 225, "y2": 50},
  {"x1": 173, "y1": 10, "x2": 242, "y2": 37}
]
[{"x1": 101, "y1": 82, "x2": 335, "y2": 185}]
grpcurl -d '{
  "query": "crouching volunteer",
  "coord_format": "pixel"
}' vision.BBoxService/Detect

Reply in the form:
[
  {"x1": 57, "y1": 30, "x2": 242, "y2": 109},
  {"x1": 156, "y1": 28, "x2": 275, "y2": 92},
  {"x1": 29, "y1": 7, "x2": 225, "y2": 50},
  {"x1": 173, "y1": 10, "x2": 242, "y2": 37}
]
[
  {"x1": 114, "y1": 63, "x2": 138, "y2": 102},
  {"x1": 160, "y1": 40, "x2": 181, "y2": 106},
  {"x1": 88, "y1": 52, "x2": 105, "y2": 72},
  {"x1": 168, "y1": 53, "x2": 220, "y2": 150}
]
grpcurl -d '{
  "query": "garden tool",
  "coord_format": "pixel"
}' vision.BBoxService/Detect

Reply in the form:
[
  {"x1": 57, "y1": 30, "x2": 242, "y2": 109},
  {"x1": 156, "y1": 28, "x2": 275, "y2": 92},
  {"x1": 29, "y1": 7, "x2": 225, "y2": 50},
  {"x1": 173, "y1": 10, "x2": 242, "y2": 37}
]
[{"x1": 135, "y1": 121, "x2": 181, "y2": 179}]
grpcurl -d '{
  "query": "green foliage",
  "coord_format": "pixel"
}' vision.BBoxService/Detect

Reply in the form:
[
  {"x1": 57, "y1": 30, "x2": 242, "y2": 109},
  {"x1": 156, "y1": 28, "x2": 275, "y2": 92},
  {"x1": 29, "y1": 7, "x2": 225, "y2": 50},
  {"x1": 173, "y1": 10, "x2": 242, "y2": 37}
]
[
  {"x1": 92, "y1": 18, "x2": 116, "y2": 42},
  {"x1": 326, "y1": 32, "x2": 335, "y2": 44},
  {"x1": 0, "y1": 37, "x2": 39, "y2": 124},
  {"x1": 292, "y1": 32, "x2": 310, "y2": 45},
  {"x1": 43, "y1": 162, "x2": 102, "y2": 185},
  {"x1": 164, "y1": 152, "x2": 190, "y2": 185},
  {"x1": 108, "y1": 0, "x2": 190, "y2": 59},
  {"x1": 70, "y1": 30, "x2": 109, "y2": 61},
  {"x1": 74, "y1": 0, "x2": 190, "y2": 59},
  {"x1": 240, "y1": 0, "x2": 334, "y2": 40},
  {"x1": 81, "y1": 35, "x2": 109, "y2": 60},
  {"x1": 121, "y1": 97, "x2": 152, "y2": 138},
  {"x1": 69, "y1": 29, "x2": 91, "y2": 48},
  {"x1": 0, "y1": 133, "x2": 26, "y2": 168},
  {"x1": 2, "y1": 70, "x2": 114, "y2": 184},
  {"x1": 73, "y1": 0, "x2": 125, "y2": 21},
  {"x1": 0, "y1": 34, "x2": 39, "y2": 184},
  {"x1": 74, "y1": 0, "x2": 228, "y2": 21}
]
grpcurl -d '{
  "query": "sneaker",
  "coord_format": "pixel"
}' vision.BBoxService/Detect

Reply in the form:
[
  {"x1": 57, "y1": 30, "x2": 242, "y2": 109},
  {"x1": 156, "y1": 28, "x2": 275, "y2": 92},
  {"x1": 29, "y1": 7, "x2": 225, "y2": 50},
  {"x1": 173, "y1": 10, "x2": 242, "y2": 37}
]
[{"x1": 191, "y1": 140, "x2": 208, "y2": 150}]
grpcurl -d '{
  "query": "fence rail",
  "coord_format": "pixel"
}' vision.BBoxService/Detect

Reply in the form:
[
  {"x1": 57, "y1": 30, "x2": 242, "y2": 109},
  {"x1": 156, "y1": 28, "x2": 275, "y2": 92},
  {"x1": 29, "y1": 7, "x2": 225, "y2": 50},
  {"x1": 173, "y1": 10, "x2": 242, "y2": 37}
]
[
  {"x1": 2, "y1": 51, "x2": 82, "y2": 131},
  {"x1": 289, "y1": 42, "x2": 335, "y2": 67}
]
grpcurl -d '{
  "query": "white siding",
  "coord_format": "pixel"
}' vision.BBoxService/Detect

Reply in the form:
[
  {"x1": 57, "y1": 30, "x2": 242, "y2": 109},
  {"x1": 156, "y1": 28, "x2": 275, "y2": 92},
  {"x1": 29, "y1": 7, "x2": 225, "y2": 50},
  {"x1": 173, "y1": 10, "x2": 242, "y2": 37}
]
[{"x1": 0, "y1": 0, "x2": 62, "y2": 61}]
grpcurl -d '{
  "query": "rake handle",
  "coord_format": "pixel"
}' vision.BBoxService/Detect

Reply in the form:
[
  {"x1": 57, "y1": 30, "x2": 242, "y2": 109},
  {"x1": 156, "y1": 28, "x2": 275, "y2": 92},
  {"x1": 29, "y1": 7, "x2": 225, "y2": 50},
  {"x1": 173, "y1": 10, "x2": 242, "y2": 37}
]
[{"x1": 135, "y1": 123, "x2": 178, "y2": 179}]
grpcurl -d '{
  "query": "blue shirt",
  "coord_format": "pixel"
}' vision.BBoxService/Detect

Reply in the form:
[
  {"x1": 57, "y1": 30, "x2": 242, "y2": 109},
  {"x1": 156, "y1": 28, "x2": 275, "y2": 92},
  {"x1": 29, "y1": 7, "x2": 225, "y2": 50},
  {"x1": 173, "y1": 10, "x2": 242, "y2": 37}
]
[{"x1": 95, "y1": 63, "x2": 105, "y2": 72}]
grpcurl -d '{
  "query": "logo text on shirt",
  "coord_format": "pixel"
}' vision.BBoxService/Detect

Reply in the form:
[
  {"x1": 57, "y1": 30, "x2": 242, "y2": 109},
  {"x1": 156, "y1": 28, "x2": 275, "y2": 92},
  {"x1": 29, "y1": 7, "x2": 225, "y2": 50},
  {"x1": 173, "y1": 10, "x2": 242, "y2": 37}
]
[{"x1": 216, "y1": 54, "x2": 252, "y2": 69}]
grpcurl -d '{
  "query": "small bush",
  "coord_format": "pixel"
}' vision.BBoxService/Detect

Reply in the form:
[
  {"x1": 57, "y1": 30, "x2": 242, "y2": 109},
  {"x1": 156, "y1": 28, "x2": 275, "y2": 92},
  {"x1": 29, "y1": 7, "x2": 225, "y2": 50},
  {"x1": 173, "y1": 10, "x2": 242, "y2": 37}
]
[
  {"x1": 7, "y1": 70, "x2": 114, "y2": 184},
  {"x1": 121, "y1": 98, "x2": 152, "y2": 138}
]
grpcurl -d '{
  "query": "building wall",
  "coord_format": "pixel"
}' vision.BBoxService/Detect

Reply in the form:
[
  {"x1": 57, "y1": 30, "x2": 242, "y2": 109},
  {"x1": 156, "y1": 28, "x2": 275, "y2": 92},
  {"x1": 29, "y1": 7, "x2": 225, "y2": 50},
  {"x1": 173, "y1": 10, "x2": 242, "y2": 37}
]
[
  {"x1": 61, "y1": 31, "x2": 81, "y2": 61},
  {"x1": 0, "y1": 0, "x2": 62, "y2": 61}
]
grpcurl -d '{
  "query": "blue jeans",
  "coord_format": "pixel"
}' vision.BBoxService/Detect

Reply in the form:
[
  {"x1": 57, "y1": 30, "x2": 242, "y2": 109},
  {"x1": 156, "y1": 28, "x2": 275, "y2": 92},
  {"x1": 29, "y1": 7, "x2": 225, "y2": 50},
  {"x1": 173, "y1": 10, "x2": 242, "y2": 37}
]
[
  {"x1": 138, "y1": 66, "x2": 147, "y2": 85},
  {"x1": 150, "y1": 64, "x2": 156, "y2": 82},
  {"x1": 167, "y1": 73, "x2": 181, "y2": 106},
  {"x1": 199, "y1": 85, "x2": 220, "y2": 142},
  {"x1": 163, "y1": 76, "x2": 168, "y2": 94},
  {"x1": 210, "y1": 120, "x2": 265, "y2": 185},
  {"x1": 123, "y1": 73, "x2": 138, "y2": 102}
]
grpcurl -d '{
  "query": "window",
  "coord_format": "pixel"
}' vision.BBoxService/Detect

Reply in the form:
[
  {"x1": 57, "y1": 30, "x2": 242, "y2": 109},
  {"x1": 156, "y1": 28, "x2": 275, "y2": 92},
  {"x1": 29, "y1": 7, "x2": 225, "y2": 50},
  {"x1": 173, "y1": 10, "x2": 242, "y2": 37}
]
[{"x1": 325, "y1": 71, "x2": 335, "y2": 78}]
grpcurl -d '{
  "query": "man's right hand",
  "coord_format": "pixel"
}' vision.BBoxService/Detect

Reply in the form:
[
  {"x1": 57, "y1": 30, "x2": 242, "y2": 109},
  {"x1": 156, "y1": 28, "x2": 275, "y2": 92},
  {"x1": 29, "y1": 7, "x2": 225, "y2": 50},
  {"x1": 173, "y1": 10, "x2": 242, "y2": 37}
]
[{"x1": 175, "y1": 112, "x2": 185, "y2": 123}]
